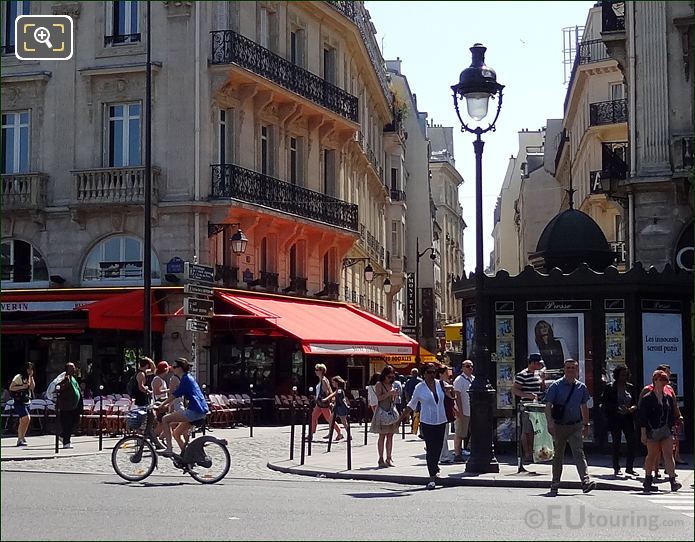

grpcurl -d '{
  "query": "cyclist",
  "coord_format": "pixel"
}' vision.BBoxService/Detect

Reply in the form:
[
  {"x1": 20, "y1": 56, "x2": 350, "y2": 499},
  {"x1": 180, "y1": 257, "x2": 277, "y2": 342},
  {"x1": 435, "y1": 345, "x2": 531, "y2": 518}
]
[{"x1": 156, "y1": 357, "x2": 209, "y2": 456}]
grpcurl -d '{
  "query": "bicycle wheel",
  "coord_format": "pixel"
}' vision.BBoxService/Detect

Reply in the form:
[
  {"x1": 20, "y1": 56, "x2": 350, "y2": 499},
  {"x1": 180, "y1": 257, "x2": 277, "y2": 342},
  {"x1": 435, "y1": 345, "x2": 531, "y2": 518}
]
[
  {"x1": 187, "y1": 439, "x2": 231, "y2": 484},
  {"x1": 111, "y1": 436, "x2": 156, "y2": 482}
]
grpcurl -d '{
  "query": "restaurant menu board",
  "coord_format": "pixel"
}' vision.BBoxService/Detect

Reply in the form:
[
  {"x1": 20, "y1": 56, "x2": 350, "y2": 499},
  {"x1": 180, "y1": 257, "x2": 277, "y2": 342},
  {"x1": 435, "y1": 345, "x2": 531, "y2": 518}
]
[{"x1": 496, "y1": 316, "x2": 515, "y2": 409}]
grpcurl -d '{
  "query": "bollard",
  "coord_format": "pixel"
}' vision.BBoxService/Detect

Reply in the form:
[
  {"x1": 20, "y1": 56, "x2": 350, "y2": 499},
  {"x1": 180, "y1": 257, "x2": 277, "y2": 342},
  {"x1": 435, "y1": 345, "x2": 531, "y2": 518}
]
[
  {"x1": 55, "y1": 384, "x2": 61, "y2": 454},
  {"x1": 307, "y1": 386, "x2": 313, "y2": 457},
  {"x1": 300, "y1": 406, "x2": 307, "y2": 466},
  {"x1": 201, "y1": 385, "x2": 207, "y2": 436},
  {"x1": 326, "y1": 408, "x2": 338, "y2": 452},
  {"x1": 289, "y1": 386, "x2": 297, "y2": 460},
  {"x1": 346, "y1": 417, "x2": 352, "y2": 471},
  {"x1": 363, "y1": 390, "x2": 369, "y2": 446},
  {"x1": 98, "y1": 385, "x2": 104, "y2": 451},
  {"x1": 401, "y1": 410, "x2": 406, "y2": 439},
  {"x1": 248, "y1": 384, "x2": 255, "y2": 438}
]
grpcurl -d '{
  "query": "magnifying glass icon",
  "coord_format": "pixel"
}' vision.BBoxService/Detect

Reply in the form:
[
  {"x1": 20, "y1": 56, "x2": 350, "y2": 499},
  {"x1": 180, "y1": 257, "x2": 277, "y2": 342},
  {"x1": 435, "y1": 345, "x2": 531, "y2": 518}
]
[{"x1": 33, "y1": 27, "x2": 53, "y2": 49}]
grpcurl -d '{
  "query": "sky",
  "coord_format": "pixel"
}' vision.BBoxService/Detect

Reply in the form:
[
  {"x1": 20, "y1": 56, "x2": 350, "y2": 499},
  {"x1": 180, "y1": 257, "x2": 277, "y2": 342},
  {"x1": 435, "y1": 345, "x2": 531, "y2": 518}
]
[{"x1": 366, "y1": 1, "x2": 596, "y2": 274}]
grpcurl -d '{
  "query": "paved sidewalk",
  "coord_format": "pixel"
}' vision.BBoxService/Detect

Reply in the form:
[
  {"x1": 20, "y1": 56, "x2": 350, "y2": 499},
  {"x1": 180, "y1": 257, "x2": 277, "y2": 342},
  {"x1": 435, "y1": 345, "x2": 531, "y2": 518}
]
[
  {"x1": 267, "y1": 426, "x2": 694, "y2": 492},
  {"x1": 1, "y1": 434, "x2": 119, "y2": 461}
]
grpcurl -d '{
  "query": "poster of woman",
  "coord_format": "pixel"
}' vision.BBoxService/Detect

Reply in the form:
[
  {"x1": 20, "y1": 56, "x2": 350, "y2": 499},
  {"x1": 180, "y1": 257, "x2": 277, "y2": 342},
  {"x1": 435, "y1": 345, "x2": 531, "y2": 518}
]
[{"x1": 527, "y1": 314, "x2": 585, "y2": 377}]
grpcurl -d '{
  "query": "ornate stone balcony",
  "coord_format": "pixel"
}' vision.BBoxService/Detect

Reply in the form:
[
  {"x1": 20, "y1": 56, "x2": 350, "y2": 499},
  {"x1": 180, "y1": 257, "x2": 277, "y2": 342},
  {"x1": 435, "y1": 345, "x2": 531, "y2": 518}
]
[
  {"x1": 589, "y1": 99, "x2": 628, "y2": 126},
  {"x1": 211, "y1": 163, "x2": 358, "y2": 232},
  {"x1": 73, "y1": 166, "x2": 160, "y2": 205},
  {"x1": 1, "y1": 172, "x2": 48, "y2": 210},
  {"x1": 210, "y1": 30, "x2": 358, "y2": 123}
]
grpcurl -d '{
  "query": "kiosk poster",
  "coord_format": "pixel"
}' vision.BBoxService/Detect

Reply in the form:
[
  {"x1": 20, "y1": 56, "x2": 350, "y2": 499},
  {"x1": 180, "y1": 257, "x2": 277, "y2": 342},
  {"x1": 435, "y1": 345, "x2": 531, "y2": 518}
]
[
  {"x1": 605, "y1": 313, "x2": 626, "y2": 363},
  {"x1": 495, "y1": 316, "x2": 514, "y2": 362},
  {"x1": 497, "y1": 362, "x2": 514, "y2": 387},
  {"x1": 642, "y1": 312, "x2": 683, "y2": 387},
  {"x1": 497, "y1": 385, "x2": 514, "y2": 410},
  {"x1": 496, "y1": 417, "x2": 516, "y2": 442},
  {"x1": 527, "y1": 313, "x2": 585, "y2": 378}
]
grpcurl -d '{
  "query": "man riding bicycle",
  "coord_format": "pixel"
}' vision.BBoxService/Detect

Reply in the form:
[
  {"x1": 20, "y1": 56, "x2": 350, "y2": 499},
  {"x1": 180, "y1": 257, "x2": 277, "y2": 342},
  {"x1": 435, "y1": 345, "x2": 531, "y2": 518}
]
[{"x1": 156, "y1": 357, "x2": 209, "y2": 456}]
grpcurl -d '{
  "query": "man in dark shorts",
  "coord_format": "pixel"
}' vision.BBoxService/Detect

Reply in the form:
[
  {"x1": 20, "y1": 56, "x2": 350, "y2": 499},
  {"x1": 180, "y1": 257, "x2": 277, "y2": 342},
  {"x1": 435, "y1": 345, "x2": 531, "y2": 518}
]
[{"x1": 512, "y1": 353, "x2": 545, "y2": 462}]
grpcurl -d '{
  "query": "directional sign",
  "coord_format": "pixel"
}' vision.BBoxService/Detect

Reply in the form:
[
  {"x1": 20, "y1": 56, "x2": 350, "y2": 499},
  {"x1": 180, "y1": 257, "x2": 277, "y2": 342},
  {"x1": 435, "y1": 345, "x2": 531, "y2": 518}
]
[
  {"x1": 184, "y1": 283, "x2": 214, "y2": 297},
  {"x1": 186, "y1": 318, "x2": 209, "y2": 333},
  {"x1": 184, "y1": 262, "x2": 215, "y2": 285},
  {"x1": 184, "y1": 297, "x2": 214, "y2": 317}
]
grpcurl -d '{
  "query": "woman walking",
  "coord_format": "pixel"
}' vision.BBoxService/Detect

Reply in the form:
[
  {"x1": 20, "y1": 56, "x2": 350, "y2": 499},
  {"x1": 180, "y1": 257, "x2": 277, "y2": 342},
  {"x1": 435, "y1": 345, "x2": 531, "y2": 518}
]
[
  {"x1": 310, "y1": 364, "x2": 342, "y2": 440},
  {"x1": 600, "y1": 365, "x2": 637, "y2": 476},
  {"x1": 400, "y1": 362, "x2": 454, "y2": 489},
  {"x1": 324, "y1": 376, "x2": 351, "y2": 441},
  {"x1": 370, "y1": 365, "x2": 400, "y2": 467},
  {"x1": 9, "y1": 362, "x2": 35, "y2": 447},
  {"x1": 638, "y1": 370, "x2": 681, "y2": 492},
  {"x1": 438, "y1": 365, "x2": 454, "y2": 464}
]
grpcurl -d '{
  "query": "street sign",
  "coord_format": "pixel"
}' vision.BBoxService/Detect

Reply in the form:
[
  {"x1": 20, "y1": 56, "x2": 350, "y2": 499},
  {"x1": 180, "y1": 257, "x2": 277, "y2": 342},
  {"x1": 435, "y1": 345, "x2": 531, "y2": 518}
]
[
  {"x1": 184, "y1": 297, "x2": 214, "y2": 317},
  {"x1": 184, "y1": 262, "x2": 215, "y2": 284},
  {"x1": 401, "y1": 325, "x2": 416, "y2": 335},
  {"x1": 184, "y1": 283, "x2": 214, "y2": 297},
  {"x1": 186, "y1": 318, "x2": 209, "y2": 333}
]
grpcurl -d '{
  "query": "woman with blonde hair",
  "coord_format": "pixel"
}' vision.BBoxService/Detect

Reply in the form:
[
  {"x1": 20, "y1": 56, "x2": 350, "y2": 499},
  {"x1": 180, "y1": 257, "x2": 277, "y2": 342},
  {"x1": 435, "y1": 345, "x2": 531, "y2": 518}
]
[
  {"x1": 310, "y1": 364, "x2": 342, "y2": 440},
  {"x1": 370, "y1": 365, "x2": 400, "y2": 467},
  {"x1": 323, "y1": 375, "x2": 351, "y2": 441}
]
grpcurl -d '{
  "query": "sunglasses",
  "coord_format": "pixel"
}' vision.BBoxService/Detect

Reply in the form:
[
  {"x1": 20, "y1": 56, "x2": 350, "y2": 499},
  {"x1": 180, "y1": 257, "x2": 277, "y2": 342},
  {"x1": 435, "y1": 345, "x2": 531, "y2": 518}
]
[{"x1": 657, "y1": 378, "x2": 669, "y2": 382}]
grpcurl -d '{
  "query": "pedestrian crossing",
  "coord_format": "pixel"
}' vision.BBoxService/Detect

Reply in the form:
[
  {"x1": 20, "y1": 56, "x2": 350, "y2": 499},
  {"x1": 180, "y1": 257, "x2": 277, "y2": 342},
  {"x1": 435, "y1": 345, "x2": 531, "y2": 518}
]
[{"x1": 635, "y1": 489, "x2": 695, "y2": 518}]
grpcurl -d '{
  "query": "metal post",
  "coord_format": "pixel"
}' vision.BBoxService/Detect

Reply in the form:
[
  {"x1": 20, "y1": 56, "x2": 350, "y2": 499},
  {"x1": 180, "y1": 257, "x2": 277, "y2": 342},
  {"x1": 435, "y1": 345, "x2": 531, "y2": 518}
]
[
  {"x1": 248, "y1": 384, "x2": 255, "y2": 438},
  {"x1": 143, "y1": 0, "x2": 152, "y2": 357},
  {"x1": 307, "y1": 386, "x2": 313, "y2": 457},
  {"x1": 55, "y1": 385, "x2": 60, "y2": 454},
  {"x1": 363, "y1": 392, "x2": 369, "y2": 446},
  {"x1": 289, "y1": 386, "x2": 297, "y2": 461},
  {"x1": 517, "y1": 402, "x2": 527, "y2": 473},
  {"x1": 346, "y1": 417, "x2": 352, "y2": 470},
  {"x1": 415, "y1": 237, "x2": 421, "y2": 363},
  {"x1": 98, "y1": 385, "x2": 104, "y2": 451},
  {"x1": 300, "y1": 406, "x2": 307, "y2": 466},
  {"x1": 201, "y1": 384, "x2": 207, "y2": 436}
]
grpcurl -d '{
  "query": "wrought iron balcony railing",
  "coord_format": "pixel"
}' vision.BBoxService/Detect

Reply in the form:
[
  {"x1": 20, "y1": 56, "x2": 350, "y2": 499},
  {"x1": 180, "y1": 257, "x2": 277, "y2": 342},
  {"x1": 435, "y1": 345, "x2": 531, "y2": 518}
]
[
  {"x1": 259, "y1": 271, "x2": 279, "y2": 291},
  {"x1": 283, "y1": 276, "x2": 308, "y2": 294},
  {"x1": 104, "y1": 33, "x2": 141, "y2": 46},
  {"x1": 317, "y1": 281, "x2": 339, "y2": 300},
  {"x1": 564, "y1": 39, "x2": 611, "y2": 112},
  {"x1": 73, "y1": 166, "x2": 160, "y2": 205},
  {"x1": 602, "y1": 1, "x2": 626, "y2": 32},
  {"x1": 210, "y1": 30, "x2": 358, "y2": 123},
  {"x1": 326, "y1": 0, "x2": 356, "y2": 20},
  {"x1": 589, "y1": 99, "x2": 627, "y2": 126},
  {"x1": 215, "y1": 265, "x2": 239, "y2": 287},
  {"x1": 390, "y1": 189, "x2": 406, "y2": 202},
  {"x1": 1, "y1": 172, "x2": 48, "y2": 210},
  {"x1": 211, "y1": 164, "x2": 358, "y2": 232},
  {"x1": 99, "y1": 260, "x2": 143, "y2": 280}
]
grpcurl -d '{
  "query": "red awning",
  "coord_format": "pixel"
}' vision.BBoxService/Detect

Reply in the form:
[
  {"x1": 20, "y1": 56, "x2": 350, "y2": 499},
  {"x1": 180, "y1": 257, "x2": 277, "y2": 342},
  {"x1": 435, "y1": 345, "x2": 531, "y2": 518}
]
[
  {"x1": 217, "y1": 292, "x2": 417, "y2": 356},
  {"x1": 79, "y1": 291, "x2": 164, "y2": 332}
]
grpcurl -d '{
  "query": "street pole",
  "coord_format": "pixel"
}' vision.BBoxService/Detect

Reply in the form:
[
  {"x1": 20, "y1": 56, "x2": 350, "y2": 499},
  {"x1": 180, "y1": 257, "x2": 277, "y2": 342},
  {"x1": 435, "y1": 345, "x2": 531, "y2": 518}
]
[
  {"x1": 143, "y1": 0, "x2": 153, "y2": 357},
  {"x1": 465, "y1": 129, "x2": 499, "y2": 474},
  {"x1": 415, "y1": 237, "x2": 421, "y2": 363}
]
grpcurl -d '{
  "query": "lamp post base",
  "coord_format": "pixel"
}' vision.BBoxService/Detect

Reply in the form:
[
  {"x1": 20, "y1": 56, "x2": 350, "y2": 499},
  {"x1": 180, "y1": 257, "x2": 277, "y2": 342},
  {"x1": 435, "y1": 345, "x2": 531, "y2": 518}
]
[{"x1": 465, "y1": 384, "x2": 500, "y2": 473}]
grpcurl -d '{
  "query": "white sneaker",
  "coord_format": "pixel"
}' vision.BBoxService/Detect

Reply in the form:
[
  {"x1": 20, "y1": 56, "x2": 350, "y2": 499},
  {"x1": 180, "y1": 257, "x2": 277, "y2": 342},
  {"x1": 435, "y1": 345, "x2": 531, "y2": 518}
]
[{"x1": 63, "y1": 443, "x2": 74, "y2": 449}]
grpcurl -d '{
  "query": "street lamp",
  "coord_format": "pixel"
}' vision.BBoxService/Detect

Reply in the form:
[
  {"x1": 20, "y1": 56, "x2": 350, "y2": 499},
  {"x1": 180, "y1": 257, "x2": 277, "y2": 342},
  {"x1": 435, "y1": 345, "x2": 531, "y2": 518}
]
[
  {"x1": 451, "y1": 43, "x2": 504, "y2": 474},
  {"x1": 208, "y1": 222, "x2": 249, "y2": 256},
  {"x1": 143, "y1": 0, "x2": 153, "y2": 358},
  {"x1": 415, "y1": 237, "x2": 437, "y2": 363}
]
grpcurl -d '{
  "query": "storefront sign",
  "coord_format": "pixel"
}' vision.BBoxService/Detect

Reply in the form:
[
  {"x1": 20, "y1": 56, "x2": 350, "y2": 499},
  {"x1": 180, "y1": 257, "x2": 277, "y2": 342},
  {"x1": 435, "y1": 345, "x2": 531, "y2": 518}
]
[
  {"x1": 527, "y1": 300, "x2": 591, "y2": 312},
  {"x1": 641, "y1": 299, "x2": 681, "y2": 312},
  {"x1": 405, "y1": 273, "x2": 415, "y2": 326},
  {"x1": 305, "y1": 343, "x2": 414, "y2": 356},
  {"x1": 495, "y1": 301, "x2": 515, "y2": 313},
  {"x1": 642, "y1": 312, "x2": 682, "y2": 387},
  {"x1": 1, "y1": 300, "x2": 95, "y2": 312},
  {"x1": 673, "y1": 220, "x2": 693, "y2": 272},
  {"x1": 166, "y1": 257, "x2": 185, "y2": 274},
  {"x1": 605, "y1": 299, "x2": 625, "y2": 310}
]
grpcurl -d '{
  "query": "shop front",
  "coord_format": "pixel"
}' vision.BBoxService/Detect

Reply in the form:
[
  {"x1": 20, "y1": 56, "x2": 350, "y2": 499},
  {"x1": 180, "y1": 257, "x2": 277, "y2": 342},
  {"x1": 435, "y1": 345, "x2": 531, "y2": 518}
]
[
  {"x1": 1, "y1": 288, "x2": 164, "y2": 395},
  {"x1": 209, "y1": 290, "x2": 418, "y2": 399}
]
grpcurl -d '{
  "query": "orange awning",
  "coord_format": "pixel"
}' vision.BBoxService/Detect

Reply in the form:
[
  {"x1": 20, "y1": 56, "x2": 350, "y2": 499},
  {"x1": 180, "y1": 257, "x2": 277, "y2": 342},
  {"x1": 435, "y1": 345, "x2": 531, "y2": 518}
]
[
  {"x1": 217, "y1": 292, "x2": 417, "y2": 356},
  {"x1": 79, "y1": 291, "x2": 164, "y2": 333}
]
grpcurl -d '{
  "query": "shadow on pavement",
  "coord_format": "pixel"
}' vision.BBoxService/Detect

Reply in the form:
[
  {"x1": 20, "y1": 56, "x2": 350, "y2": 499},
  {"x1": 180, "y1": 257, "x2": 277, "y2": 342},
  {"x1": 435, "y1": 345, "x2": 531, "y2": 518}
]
[{"x1": 102, "y1": 480, "x2": 189, "y2": 488}]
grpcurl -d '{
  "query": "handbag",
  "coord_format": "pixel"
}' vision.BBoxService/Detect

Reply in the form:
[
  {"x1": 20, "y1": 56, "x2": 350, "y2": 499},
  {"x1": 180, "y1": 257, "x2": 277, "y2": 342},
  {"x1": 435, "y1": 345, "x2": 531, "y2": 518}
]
[
  {"x1": 550, "y1": 382, "x2": 577, "y2": 423},
  {"x1": 315, "y1": 381, "x2": 330, "y2": 408},
  {"x1": 11, "y1": 388, "x2": 31, "y2": 404},
  {"x1": 375, "y1": 404, "x2": 399, "y2": 425},
  {"x1": 648, "y1": 424, "x2": 672, "y2": 441},
  {"x1": 441, "y1": 381, "x2": 456, "y2": 423}
]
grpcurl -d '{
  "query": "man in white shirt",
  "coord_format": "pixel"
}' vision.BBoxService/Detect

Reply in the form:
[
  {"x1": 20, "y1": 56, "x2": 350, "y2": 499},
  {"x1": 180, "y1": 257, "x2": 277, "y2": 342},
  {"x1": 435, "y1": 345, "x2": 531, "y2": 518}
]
[{"x1": 453, "y1": 360, "x2": 474, "y2": 462}]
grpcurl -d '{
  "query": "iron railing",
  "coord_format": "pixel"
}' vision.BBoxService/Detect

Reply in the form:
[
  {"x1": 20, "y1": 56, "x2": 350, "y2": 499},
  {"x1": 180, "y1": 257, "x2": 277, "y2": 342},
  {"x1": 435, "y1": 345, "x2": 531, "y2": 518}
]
[
  {"x1": 390, "y1": 189, "x2": 406, "y2": 202},
  {"x1": 210, "y1": 30, "x2": 358, "y2": 123},
  {"x1": 602, "y1": 1, "x2": 626, "y2": 32},
  {"x1": 589, "y1": 98, "x2": 627, "y2": 126},
  {"x1": 73, "y1": 166, "x2": 160, "y2": 205},
  {"x1": 259, "y1": 271, "x2": 279, "y2": 290},
  {"x1": 564, "y1": 39, "x2": 611, "y2": 112},
  {"x1": 211, "y1": 163, "x2": 358, "y2": 232},
  {"x1": 1, "y1": 173, "x2": 48, "y2": 210},
  {"x1": 104, "y1": 33, "x2": 141, "y2": 46},
  {"x1": 215, "y1": 265, "x2": 239, "y2": 287},
  {"x1": 283, "y1": 276, "x2": 308, "y2": 293},
  {"x1": 326, "y1": 0, "x2": 356, "y2": 19}
]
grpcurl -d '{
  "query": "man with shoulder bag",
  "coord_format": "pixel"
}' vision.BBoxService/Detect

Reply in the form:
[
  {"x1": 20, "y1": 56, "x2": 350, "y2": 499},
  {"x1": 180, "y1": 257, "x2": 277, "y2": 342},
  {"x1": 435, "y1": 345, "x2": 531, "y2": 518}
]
[
  {"x1": 544, "y1": 359, "x2": 596, "y2": 496},
  {"x1": 56, "y1": 363, "x2": 82, "y2": 449}
]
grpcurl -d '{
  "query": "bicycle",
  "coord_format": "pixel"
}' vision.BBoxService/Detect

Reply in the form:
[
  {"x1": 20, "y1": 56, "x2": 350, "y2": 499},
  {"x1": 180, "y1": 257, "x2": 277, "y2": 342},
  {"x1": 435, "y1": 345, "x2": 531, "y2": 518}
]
[{"x1": 111, "y1": 404, "x2": 231, "y2": 484}]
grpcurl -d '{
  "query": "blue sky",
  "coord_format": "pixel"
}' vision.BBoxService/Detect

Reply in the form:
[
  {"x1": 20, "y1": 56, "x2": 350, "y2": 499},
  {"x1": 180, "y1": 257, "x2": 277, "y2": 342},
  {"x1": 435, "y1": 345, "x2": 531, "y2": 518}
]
[{"x1": 366, "y1": 1, "x2": 595, "y2": 273}]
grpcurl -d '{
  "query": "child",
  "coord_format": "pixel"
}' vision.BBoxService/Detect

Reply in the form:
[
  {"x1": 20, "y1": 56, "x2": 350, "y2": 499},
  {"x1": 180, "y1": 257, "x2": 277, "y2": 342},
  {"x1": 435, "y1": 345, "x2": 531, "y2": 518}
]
[{"x1": 324, "y1": 376, "x2": 351, "y2": 442}]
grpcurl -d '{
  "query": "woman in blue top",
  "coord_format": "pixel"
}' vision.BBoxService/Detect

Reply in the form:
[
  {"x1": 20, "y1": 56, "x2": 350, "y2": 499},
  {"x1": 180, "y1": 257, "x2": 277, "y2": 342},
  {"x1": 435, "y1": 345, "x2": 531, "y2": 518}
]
[{"x1": 157, "y1": 357, "x2": 209, "y2": 456}]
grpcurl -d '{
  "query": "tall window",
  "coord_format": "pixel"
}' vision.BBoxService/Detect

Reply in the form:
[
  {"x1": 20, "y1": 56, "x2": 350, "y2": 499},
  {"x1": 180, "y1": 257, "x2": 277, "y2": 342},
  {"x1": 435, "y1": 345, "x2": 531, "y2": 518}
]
[
  {"x1": 288, "y1": 137, "x2": 304, "y2": 185},
  {"x1": 258, "y1": 6, "x2": 269, "y2": 48},
  {"x1": 390, "y1": 168, "x2": 398, "y2": 191},
  {"x1": 614, "y1": 215, "x2": 624, "y2": 242},
  {"x1": 1, "y1": 239, "x2": 48, "y2": 286},
  {"x1": 610, "y1": 82, "x2": 625, "y2": 101},
  {"x1": 2, "y1": 1, "x2": 29, "y2": 54},
  {"x1": 106, "y1": 1, "x2": 140, "y2": 45},
  {"x1": 290, "y1": 29, "x2": 305, "y2": 67},
  {"x1": 218, "y1": 109, "x2": 233, "y2": 164},
  {"x1": 260, "y1": 237, "x2": 268, "y2": 272},
  {"x1": 260, "y1": 125, "x2": 269, "y2": 174},
  {"x1": 323, "y1": 46, "x2": 336, "y2": 84},
  {"x1": 323, "y1": 149, "x2": 336, "y2": 196},
  {"x1": 82, "y1": 235, "x2": 159, "y2": 284},
  {"x1": 1, "y1": 111, "x2": 30, "y2": 174},
  {"x1": 107, "y1": 103, "x2": 141, "y2": 167},
  {"x1": 391, "y1": 221, "x2": 402, "y2": 257}
]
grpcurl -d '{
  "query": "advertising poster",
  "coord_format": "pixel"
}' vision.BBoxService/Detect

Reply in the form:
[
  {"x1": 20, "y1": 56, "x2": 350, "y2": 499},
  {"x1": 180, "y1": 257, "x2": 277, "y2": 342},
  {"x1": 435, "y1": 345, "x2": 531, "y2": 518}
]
[
  {"x1": 497, "y1": 385, "x2": 514, "y2": 410},
  {"x1": 497, "y1": 362, "x2": 514, "y2": 387},
  {"x1": 496, "y1": 417, "x2": 516, "y2": 442},
  {"x1": 605, "y1": 313, "x2": 626, "y2": 363},
  {"x1": 527, "y1": 313, "x2": 585, "y2": 377},
  {"x1": 465, "y1": 316, "x2": 475, "y2": 358},
  {"x1": 495, "y1": 316, "x2": 515, "y2": 362},
  {"x1": 642, "y1": 312, "x2": 683, "y2": 387}
]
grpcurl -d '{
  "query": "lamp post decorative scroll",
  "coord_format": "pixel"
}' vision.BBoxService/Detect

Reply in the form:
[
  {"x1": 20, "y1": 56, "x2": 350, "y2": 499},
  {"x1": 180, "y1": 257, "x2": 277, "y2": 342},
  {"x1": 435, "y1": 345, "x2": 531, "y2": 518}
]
[{"x1": 450, "y1": 43, "x2": 504, "y2": 474}]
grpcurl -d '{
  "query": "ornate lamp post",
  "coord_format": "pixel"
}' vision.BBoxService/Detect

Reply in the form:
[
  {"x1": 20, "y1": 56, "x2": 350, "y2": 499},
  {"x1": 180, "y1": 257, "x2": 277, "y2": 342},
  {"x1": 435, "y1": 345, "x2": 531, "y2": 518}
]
[
  {"x1": 415, "y1": 237, "x2": 437, "y2": 363},
  {"x1": 451, "y1": 43, "x2": 504, "y2": 473}
]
